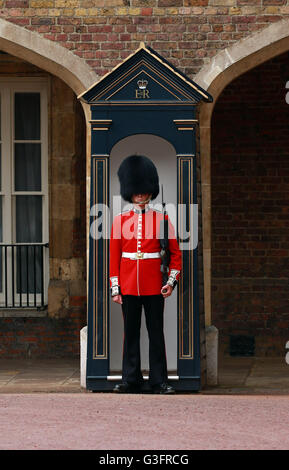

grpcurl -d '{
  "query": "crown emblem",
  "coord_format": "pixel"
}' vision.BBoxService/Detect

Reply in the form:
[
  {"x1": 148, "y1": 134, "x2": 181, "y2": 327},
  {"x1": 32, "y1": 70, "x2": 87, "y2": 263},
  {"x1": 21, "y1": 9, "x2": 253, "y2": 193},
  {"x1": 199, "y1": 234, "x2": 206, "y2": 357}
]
[{"x1": 137, "y1": 79, "x2": 148, "y2": 90}]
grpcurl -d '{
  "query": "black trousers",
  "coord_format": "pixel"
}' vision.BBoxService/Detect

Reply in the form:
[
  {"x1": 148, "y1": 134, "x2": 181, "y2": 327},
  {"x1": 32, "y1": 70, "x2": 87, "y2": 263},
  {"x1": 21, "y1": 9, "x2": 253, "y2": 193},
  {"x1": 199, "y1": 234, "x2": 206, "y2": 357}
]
[{"x1": 121, "y1": 295, "x2": 168, "y2": 387}]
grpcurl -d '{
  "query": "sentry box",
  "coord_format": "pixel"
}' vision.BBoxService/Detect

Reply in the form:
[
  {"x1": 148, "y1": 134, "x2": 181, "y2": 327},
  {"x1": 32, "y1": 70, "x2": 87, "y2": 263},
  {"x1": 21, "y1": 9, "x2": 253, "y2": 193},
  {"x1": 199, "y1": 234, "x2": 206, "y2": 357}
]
[{"x1": 79, "y1": 43, "x2": 213, "y2": 392}]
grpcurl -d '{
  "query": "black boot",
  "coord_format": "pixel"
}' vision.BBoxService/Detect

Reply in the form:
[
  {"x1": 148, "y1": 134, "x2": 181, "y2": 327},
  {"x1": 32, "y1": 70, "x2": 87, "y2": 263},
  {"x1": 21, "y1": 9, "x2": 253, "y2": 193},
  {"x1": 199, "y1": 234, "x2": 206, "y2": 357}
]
[
  {"x1": 113, "y1": 382, "x2": 141, "y2": 394},
  {"x1": 152, "y1": 383, "x2": 175, "y2": 394}
]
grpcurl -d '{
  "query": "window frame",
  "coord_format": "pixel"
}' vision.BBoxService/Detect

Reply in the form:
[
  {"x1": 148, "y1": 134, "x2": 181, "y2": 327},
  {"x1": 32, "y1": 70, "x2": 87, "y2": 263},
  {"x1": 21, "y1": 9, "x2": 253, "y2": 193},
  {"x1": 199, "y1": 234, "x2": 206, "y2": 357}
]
[{"x1": 0, "y1": 78, "x2": 49, "y2": 309}]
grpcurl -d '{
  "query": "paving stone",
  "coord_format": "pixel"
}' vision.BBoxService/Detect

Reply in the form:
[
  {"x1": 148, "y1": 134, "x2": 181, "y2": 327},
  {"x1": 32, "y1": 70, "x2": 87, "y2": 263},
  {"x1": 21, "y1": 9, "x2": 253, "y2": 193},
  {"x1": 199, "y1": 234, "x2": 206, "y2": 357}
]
[{"x1": 0, "y1": 357, "x2": 288, "y2": 393}]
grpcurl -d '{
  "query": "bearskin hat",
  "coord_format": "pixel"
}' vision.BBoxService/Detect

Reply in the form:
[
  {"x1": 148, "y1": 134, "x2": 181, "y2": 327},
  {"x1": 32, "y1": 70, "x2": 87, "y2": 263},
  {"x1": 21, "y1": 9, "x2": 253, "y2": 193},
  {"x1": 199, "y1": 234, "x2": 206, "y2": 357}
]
[{"x1": 117, "y1": 155, "x2": 159, "y2": 202}]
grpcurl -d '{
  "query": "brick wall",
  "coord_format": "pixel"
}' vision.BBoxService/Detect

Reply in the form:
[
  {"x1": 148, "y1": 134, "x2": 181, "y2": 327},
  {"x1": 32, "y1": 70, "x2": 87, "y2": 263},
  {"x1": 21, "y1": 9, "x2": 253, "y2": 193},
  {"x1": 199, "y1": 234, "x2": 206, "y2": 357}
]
[
  {"x1": 211, "y1": 50, "x2": 289, "y2": 356},
  {"x1": 0, "y1": 316, "x2": 86, "y2": 357},
  {"x1": 0, "y1": 0, "x2": 288, "y2": 78},
  {"x1": 0, "y1": 3, "x2": 287, "y2": 359}
]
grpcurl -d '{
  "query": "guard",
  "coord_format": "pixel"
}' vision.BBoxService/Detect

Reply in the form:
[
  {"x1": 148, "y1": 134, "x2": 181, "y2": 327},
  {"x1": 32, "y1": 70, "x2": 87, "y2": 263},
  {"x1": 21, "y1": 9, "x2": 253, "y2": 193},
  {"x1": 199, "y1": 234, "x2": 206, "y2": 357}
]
[{"x1": 109, "y1": 155, "x2": 182, "y2": 394}]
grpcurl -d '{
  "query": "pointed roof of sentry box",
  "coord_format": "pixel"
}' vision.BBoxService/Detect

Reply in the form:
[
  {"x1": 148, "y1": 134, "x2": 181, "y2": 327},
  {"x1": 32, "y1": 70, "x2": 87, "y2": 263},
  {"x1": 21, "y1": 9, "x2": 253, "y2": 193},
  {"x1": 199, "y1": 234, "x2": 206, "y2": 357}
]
[{"x1": 78, "y1": 42, "x2": 213, "y2": 105}]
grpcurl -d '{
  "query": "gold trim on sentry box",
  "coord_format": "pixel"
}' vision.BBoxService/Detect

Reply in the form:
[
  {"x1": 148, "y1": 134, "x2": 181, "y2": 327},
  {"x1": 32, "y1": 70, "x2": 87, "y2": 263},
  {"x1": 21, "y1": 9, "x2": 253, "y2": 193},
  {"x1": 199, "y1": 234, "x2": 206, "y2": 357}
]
[
  {"x1": 174, "y1": 119, "x2": 198, "y2": 131},
  {"x1": 105, "y1": 69, "x2": 182, "y2": 102},
  {"x1": 92, "y1": 156, "x2": 109, "y2": 359},
  {"x1": 90, "y1": 120, "x2": 112, "y2": 131},
  {"x1": 178, "y1": 156, "x2": 194, "y2": 359},
  {"x1": 91, "y1": 102, "x2": 197, "y2": 106},
  {"x1": 90, "y1": 57, "x2": 195, "y2": 103}
]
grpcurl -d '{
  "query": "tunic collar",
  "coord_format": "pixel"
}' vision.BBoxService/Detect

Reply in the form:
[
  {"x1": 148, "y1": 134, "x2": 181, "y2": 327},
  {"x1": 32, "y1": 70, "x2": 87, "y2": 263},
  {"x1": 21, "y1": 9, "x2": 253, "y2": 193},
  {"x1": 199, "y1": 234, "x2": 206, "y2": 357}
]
[{"x1": 132, "y1": 204, "x2": 151, "y2": 214}]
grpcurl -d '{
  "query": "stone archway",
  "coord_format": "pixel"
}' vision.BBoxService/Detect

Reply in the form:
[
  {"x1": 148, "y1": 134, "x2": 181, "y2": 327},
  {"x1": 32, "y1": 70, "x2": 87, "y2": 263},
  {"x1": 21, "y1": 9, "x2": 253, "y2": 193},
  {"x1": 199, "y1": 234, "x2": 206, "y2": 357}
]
[{"x1": 194, "y1": 18, "x2": 289, "y2": 384}]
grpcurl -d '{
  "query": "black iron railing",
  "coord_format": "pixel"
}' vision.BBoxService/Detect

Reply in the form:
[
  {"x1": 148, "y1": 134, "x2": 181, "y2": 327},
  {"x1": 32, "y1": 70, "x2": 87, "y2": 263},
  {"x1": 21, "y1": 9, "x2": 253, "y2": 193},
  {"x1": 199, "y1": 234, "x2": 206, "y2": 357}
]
[{"x1": 0, "y1": 243, "x2": 49, "y2": 308}]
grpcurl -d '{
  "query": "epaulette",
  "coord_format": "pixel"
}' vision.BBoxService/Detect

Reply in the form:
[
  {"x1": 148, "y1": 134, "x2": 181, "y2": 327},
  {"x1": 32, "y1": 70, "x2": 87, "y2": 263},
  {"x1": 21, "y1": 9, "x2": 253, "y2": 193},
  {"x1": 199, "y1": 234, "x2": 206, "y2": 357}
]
[{"x1": 115, "y1": 209, "x2": 131, "y2": 217}]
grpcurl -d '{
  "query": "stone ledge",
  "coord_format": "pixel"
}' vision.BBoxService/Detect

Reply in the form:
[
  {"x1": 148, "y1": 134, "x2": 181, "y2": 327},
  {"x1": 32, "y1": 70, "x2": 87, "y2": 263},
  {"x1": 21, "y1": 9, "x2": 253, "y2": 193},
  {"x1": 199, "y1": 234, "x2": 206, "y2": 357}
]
[{"x1": 0, "y1": 308, "x2": 48, "y2": 318}]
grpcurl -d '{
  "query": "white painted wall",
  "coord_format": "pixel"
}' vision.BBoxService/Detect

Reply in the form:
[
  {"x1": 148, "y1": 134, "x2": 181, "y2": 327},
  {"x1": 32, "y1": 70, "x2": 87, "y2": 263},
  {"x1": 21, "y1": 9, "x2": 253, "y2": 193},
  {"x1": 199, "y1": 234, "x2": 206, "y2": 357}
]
[{"x1": 109, "y1": 134, "x2": 178, "y2": 372}]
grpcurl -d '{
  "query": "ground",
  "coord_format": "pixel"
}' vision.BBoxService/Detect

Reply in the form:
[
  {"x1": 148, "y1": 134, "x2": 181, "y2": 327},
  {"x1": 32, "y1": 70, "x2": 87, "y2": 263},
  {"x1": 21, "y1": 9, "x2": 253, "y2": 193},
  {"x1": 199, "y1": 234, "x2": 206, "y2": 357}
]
[
  {"x1": 1, "y1": 356, "x2": 289, "y2": 394},
  {"x1": 0, "y1": 357, "x2": 288, "y2": 450},
  {"x1": 0, "y1": 393, "x2": 288, "y2": 450}
]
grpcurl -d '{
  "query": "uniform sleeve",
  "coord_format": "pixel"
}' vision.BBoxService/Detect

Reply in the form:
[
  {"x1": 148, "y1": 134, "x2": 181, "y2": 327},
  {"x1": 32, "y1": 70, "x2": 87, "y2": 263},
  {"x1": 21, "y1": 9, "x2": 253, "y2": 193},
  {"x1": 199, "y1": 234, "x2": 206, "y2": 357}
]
[
  {"x1": 109, "y1": 215, "x2": 122, "y2": 296},
  {"x1": 167, "y1": 216, "x2": 182, "y2": 288}
]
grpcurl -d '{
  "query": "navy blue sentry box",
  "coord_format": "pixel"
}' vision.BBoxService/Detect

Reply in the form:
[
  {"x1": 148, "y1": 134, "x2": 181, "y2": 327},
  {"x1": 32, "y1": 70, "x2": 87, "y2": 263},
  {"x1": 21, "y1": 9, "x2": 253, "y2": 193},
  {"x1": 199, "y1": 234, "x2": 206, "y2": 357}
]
[{"x1": 79, "y1": 43, "x2": 213, "y2": 392}]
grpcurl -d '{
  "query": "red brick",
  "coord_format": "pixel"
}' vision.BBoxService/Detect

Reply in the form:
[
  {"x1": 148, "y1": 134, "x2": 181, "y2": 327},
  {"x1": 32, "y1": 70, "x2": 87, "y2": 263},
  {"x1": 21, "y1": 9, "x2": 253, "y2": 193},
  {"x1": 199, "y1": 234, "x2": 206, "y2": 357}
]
[
  {"x1": 6, "y1": 17, "x2": 30, "y2": 25},
  {"x1": 81, "y1": 33, "x2": 93, "y2": 41},
  {"x1": 6, "y1": 0, "x2": 28, "y2": 6},
  {"x1": 141, "y1": 7, "x2": 153, "y2": 15},
  {"x1": 158, "y1": 0, "x2": 182, "y2": 5},
  {"x1": 70, "y1": 296, "x2": 87, "y2": 307},
  {"x1": 91, "y1": 33, "x2": 107, "y2": 41},
  {"x1": 31, "y1": 17, "x2": 55, "y2": 25},
  {"x1": 120, "y1": 33, "x2": 131, "y2": 41}
]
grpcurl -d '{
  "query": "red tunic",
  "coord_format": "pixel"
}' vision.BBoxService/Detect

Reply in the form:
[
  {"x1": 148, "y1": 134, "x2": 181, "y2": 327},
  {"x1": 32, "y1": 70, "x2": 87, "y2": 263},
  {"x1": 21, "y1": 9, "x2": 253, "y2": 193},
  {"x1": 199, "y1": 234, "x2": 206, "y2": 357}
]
[{"x1": 109, "y1": 206, "x2": 182, "y2": 296}]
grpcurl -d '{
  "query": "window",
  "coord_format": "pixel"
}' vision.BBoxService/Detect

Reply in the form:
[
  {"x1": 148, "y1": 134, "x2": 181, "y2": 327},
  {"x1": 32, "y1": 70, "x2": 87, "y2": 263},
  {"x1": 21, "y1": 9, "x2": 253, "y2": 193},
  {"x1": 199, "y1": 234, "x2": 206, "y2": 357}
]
[{"x1": 0, "y1": 79, "x2": 49, "y2": 308}]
